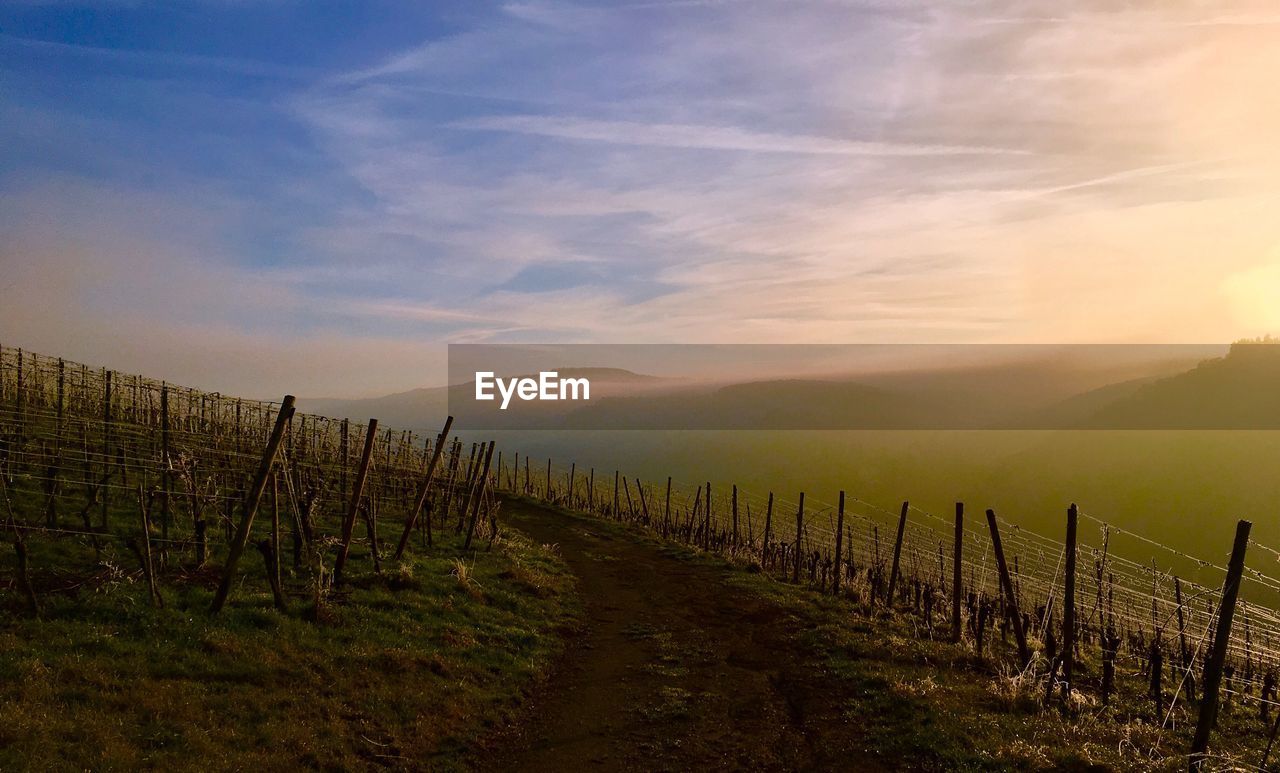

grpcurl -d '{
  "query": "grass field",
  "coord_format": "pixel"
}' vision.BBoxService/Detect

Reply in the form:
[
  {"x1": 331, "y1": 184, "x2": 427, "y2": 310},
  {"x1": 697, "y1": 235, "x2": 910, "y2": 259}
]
[
  {"x1": 0, "y1": 529, "x2": 578, "y2": 771},
  {"x1": 526, "y1": 499, "x2": 1270, "y2": 772}
]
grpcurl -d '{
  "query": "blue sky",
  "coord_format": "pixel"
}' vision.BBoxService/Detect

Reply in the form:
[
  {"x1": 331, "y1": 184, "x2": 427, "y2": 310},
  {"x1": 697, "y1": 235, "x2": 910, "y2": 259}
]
[{"x1": 3, "y1": 1, "x2": 1280, "y2": 396}]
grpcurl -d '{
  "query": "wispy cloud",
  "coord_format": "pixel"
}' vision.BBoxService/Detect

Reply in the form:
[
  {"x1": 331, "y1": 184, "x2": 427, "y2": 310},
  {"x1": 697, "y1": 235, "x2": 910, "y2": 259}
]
[
  {"x1": 451, "y1": 115, "x2": 1028, "y2": 156},
  {"x1": 284, "y1": 0, "x2": 1280, "y2": 351},
  {"x1": 0, "y1": 32, "x2": 317, "y2": 80},
  {"x1": 7, "y1": 0, "x2": 1280, "y2": 394}
]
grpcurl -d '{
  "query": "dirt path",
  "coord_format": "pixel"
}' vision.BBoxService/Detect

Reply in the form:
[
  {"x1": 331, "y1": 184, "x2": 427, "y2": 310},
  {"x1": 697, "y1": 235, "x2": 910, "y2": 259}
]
[{"x1": 493, "y1": 500, "x2": 876, "y2": 772}]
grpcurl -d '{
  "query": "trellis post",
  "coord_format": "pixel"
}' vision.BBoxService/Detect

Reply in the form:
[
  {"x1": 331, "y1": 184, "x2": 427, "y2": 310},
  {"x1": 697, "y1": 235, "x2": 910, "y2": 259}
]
[{"x1": 210, "y1": 395, "x2": 295, "y2": 613}]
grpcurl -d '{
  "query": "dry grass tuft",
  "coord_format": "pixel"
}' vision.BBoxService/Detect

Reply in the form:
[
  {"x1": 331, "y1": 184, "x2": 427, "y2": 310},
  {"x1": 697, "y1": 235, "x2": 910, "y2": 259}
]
[{"x1": 450, "y1": 558, "x2": 485, "y2": 601}]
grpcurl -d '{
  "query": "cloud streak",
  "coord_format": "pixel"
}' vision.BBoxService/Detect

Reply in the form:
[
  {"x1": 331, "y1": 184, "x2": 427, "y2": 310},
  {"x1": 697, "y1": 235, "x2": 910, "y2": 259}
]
[
  {"x1": 6, "y1": 0, "x2": 1280, "y2": 394},
  {"x1": 452, "y1": 115, "x2": 1029, "y2": 156}
]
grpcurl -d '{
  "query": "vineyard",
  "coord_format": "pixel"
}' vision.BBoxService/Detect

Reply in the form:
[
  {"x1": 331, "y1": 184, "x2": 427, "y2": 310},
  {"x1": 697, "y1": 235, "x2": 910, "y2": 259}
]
[
  {"x1": 0, "y1": 347, "x2": 503, "y2": 617},
  {"x1": 3, "y1": 345, "x2": 1280, "y2": 770}
]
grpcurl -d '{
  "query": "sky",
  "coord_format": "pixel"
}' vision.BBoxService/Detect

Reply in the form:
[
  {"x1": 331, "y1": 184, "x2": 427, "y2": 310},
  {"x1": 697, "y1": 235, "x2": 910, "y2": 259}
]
[{"x1": 3, "y1": 0, "x2": 1280, "y2": 398}]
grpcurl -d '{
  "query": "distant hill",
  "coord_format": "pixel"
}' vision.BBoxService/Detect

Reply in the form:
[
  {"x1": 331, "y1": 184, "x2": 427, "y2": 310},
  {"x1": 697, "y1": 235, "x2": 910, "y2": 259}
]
[
  {"x1": 296, "y1": 387, "x2": 450, "y2": 432},
  {"x1": 557, "y1": 356, "x2": 1205, "y2": 430},
  {"x1": 291, "y1": 345, "x2": 1280, "y2": 431},
  {"x1": 1014, "y1": 375, "x2": 1166, "y2": 428},
  {"x1": 1080, "y1": 341, "x2": 1280, "y2": 429}
]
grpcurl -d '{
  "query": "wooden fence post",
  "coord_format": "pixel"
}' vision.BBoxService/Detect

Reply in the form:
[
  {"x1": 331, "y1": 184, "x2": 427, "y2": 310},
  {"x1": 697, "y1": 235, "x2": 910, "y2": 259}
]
[
  {"x1": 952, "y1": 502, "x2": 964, "y2": 643},
  {"x1": 271, "y1": 471, "x2": 281, "y2": 594},
  {"x1": 463, "y1": 441, "x2": 496, "y2": 550},
  {"x1": 340, "y1": 419, "x2": 349, "y2": 501},
  {"x1": 160, "y1": 384, "x2": 171, "y2": 541},
  {"x1": 210, "y1": 395, "x2": 295, "y2": 613},
  {"x1": 985, "y1": 508, "x2": 1030, "y2": 667},
  {"x1": 362, "y1": 492, "x2": 382, "y2": 574},
  {"x1": 833, "y1": 491, "x2": 845, "y2": 594},
  {"x1": 47, "y1": 359, "x2": 65, "y2": 528},
  {"x1": 1262, "y1": 713, "x2": 1280, "y2": 771},
  {"x1": 256, "y1": 538, "x2": 287, "y2": 612},
  {"x1": 762, "y1": 492, "x2": 774, "y2": 568},
  {"x1": 456, "y1": 444, "x2": 483, "y2": 532},
  {"x1": 637, "y1": 479, "x2": 651, "y2": 524},
  {"x1": 334, "y1": 418, "x2": 378, "y2": 585},
  {"x1": 1175, "y1": 577, "x2": 1190, "y2": 674},
  {"x1": 732, "y1": 484, "x2": 739, "y2": 548},
  {"x1": 793, "y1": 493, "x2": 804, "y2": 583},
  {"x1": 393, "y1": 415, "x2": 453, "y2": 559},
  {"x1": 133, "y1": 487, "x2": 162, "y2": 608},
  {"x1": 664, "y1": 476, "x2": 671, "y2": 532},
  {"x1": 101, "y1": 369, "x2": 112, "y2": 529},
  {"x1": 1061, "y1": 503, "x2": 1079, "y2": 708},
  {"x1": 1190, "y1": 519, "x2": 1252, "y2": 770},
  {"x1": 622, "y1": 477, "x2": 635, "y2": 520},
  {"x1": 886, "y1": 501, "x2": 909, "y2": 606},
  {"x1": 704, "y1": 482, "x2": 712, "y2": 550}
]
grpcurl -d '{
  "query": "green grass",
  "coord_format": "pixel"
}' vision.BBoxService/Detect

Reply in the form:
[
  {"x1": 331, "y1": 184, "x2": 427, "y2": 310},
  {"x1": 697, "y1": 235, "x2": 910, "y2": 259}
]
[
  {"x1": 538, "y1": 501, "x2": 1269, "y2": 772},
  {"x1": 737, "y1": 580, "x2": 1273, "y2": 772},
  {"x1": 0, "y1": 530, "x2": 579, "y2": 771}
]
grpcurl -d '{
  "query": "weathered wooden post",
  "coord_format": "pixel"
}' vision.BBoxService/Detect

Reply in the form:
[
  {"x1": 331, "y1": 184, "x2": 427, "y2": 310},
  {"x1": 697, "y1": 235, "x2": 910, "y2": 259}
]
[
  {"x1": 664, "y1": 476, "x2": 671, "y2": 532},
  {"x1": 13, "y1": 348, "x2": 23, "y2": 436},
  {"x1": 833, "y1": 491, "x2": 845, "y2": 594},
  {"x1": 45, "y1": 358, "x2": 66, "y2": 529},
  {"x1": 393, "y1": 415, "x2": 454, "y2": 559},
  {"x1": 101, "y1": 369, "x2": 112, "y2": 529},
  {"x1": 160, "y1": 384, "x2": 171, "y2": 541},
  {"x1": 762, "y1": 492, "x2": 774, "y2": 569},
  {"x1": 1060, "y1": 503, "x2": 1079, "y2": 708},
  {"x1": 361, "y1": 493, "x2": 382, "y2": 574},
  {"x1": 340, "y1": 418, "x2": 349, "y2": 502},
  {"x1": 256, "y1": 538, "x2": 287, "y2": 612},
  {"x1": 463, "y1": 441, "x2": 496, "y2": 550},
  {"x1": 1262, "y1": 711, "x2": 1280, "y2": 771},
  {"x1": 456, "y1": 444, "x2": 484, "y2": 531},
  {"x1": 732, "y1": 484, "x2": 739, "y2": 548},
  {"x1": 334, "y1": 418, "x2": 378, "y2": 585},
  {"x1": 704, "y1": 482, "x2": 712, "y2": 550},
  {"x1": 210, "y1": 395, "x2": 295, "y2": 613},
  {"x1": 793, "y1": 493, "x2": 805, "y2": 583},
  {"x1": 636, "y1": 479, "x2": 650, "y2": 523},
  {"x1": 270, "y1": 471, "x2": 281, "y2": 594},
  {"x1": 1190, "y1": 519, "x2": 1252, "y2": 771},
  {"x1": 622, "y1": 477, "x2": 635, "y2": 520},
  {"x1": 133, "y1": 487, "x2": 162, "y2": 608},
  {"x1": 1175, "y1": 577, "x2": 1190, "y2": 673},
  {"x1": 1150, "y1": 638, "x2": 1164, "y2": 717},
  {"x1": 985, "y1": 508, "x2": 1030, "y2": 667},
  {"x1": 5, "y1": 506, "x2": 39, "y2": 617},
  {"x1": 886, "y1": 501, "x2": 909, "y2": 606},
  {"x1": 952, "y1": 502, "x2": 964, "y2": 643}
]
